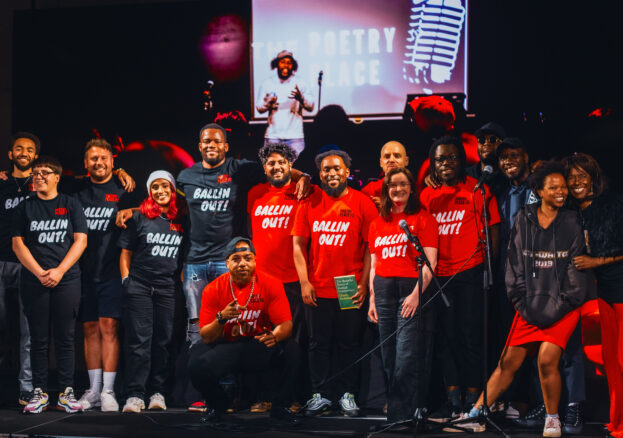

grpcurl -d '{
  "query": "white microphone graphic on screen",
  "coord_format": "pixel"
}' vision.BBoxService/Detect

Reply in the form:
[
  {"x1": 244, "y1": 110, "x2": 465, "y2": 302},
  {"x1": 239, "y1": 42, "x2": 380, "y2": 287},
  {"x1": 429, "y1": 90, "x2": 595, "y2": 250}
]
[{"x1": 402, "y1": 0, "x2": 466, "y2": 89}]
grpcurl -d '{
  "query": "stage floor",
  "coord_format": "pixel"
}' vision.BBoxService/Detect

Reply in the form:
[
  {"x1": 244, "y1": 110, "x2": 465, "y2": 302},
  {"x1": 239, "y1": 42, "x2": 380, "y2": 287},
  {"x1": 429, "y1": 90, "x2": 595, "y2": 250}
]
[{"x1": 0, "y1": 407, "x2": 608, "y2": 437}]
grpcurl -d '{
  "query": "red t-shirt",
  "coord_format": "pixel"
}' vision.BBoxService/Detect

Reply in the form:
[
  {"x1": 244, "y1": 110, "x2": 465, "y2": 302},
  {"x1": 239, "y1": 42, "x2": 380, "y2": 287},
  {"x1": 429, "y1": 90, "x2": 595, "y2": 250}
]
[
  {"x1": 368, "y1": 212, "x2": 439, "y2": 278},
  {"x1": 247, "y1": 182, "x2": 316, "y2": 283},
  {"x1": 199, "y1": 271, "x2": 292, "y2": 342},
  {"x1": 419, "y1": 176, "x2": 500, "y2": 276},
  {"x1": 291, "y1": 188, "x2": 378, "y2": 298},
  {"x1": 361, "y1": 179, "x2": 382, "y2": 199}
]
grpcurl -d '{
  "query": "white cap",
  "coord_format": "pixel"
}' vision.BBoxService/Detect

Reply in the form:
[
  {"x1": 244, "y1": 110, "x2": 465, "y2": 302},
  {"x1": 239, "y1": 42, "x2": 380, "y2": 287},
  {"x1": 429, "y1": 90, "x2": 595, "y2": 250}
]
[{"x1": 146, "y1": 170, "x2": 176, "y2": 192}]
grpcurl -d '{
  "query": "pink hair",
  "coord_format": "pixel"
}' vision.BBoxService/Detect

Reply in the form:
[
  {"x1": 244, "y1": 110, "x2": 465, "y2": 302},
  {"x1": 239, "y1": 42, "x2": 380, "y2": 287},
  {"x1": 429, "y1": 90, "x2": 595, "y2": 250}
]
[{"x1": 140, "y1": 189, "x2": 180, "y2": 220}]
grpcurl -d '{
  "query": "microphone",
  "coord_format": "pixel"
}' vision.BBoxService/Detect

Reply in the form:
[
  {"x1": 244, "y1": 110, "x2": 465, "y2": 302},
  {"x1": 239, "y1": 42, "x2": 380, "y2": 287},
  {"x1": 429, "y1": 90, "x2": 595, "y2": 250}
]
[
  {"x1": 474, "y1": 165, "x2": 494, "y2": 191},
  {"x1": 318, "y1": 70, "x2": 323, "y2": 86},
  {"x1": 402, "y1": 0, "x2": 466, "y2": 88},
  {"x1": 398, "y1": 219, "x2": 418, "y2": 245}
]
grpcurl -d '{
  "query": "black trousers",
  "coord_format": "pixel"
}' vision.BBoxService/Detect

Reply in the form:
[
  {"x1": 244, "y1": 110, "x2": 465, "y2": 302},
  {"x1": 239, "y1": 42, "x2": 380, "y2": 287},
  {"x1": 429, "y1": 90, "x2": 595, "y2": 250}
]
[
  {"x1": 0, "y1": 261, "x2": 20, "y2": 367},
  {"x1": 435, "y1": 264, "x2": 484, "y2": 389},
  {"x1": 124, "y1": 276, "x2": 176, "y2": 399},
  {"x1": 283, "y1": 281, "x2": 311, "y2": 402},
  {"x1": 20, "y1": 276, "x2": 81, "y2": 390},
  {"x1": 304, "y1": 297, "x2": 365, "y2": 399},
  {"x1": 374, "y1": 275, "x2": 436, "y2": 421},
  {"x1": 188, "y1": 339, "x2": 294, "y2": 412}
]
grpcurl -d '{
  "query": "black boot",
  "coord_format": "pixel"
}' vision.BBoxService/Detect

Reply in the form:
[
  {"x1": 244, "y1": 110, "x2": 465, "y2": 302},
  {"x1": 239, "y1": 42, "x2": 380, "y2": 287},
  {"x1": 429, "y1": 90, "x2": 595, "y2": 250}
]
[
  {"x1": 563, "y1": 402, "x2": 583, "y2": 435},
  {"x1": 270, "y1": 406, "x2": 301, "y2": 427},
  {"x1": 512, "y1": 403, "x2": 545, "y2": 428}
]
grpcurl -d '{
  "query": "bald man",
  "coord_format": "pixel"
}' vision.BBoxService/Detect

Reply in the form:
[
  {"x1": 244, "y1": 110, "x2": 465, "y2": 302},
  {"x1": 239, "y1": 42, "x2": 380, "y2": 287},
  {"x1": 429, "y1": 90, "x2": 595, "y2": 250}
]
[{"x1": 361, "y1": 141, "x2": 409, "y2": 209}]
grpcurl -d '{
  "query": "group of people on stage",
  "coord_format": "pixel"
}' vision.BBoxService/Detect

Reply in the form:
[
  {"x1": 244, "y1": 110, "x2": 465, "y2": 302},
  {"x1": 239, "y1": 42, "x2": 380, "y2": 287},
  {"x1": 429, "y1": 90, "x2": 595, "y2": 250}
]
[{"x1": 0, "y1": 119, "x2": 621, "y2": 438}]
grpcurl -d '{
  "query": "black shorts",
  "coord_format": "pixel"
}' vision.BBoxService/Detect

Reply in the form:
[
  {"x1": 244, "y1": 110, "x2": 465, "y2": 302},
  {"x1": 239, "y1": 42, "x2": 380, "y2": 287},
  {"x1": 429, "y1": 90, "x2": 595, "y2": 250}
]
[{"x1": 79, "y1": 277, "x2": 123, "y2": 322}]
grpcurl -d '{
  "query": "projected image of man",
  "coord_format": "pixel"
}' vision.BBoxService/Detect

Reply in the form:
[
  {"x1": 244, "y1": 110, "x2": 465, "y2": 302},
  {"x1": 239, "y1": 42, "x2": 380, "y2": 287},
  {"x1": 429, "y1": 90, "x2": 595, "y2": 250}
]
[{"x1": 256, "y1": 50, "x2": 314, "y2": 158}]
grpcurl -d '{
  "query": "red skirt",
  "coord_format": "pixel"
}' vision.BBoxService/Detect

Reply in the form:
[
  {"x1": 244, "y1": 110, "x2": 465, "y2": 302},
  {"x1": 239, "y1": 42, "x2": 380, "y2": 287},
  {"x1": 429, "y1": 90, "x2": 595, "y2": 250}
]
[{"x1": 506, "y1": 308, "x2": 581, "y2": 350}]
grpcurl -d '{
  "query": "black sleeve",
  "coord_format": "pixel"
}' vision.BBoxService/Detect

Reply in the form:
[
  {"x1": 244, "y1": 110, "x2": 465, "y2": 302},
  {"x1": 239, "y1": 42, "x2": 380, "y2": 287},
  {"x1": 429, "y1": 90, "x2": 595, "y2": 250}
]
[
  {"x1": 10, "y1": 202, "x2": 27, "y2": 238},
  {"x1": 239, "y1": 159, "x2": 266, "y2": 187},
  {"x1": 505, "y1": 210, "x2": 526, "y2": 310},
  {"x1": 561, "y1": 213, "x2": 591, "y2": 309},
  {"x1": 117, "y1": 213, "x2": 139, "y2": 250},
  {"x1": 69, "y1": 197, "x2": 88, "y2": 234}
]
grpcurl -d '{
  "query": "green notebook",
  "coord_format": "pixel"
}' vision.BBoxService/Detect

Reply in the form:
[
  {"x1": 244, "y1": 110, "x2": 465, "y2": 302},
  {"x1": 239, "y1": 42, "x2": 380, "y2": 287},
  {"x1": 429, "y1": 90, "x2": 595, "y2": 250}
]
[{"x1": 334, "y1": 275, "x2": 358, "y2": 310}]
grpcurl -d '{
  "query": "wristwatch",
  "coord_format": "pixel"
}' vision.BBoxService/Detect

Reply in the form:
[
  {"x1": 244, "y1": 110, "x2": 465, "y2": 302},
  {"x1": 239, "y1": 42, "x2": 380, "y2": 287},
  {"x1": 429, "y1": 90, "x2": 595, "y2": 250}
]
[{"x1": 216, "y1": 311, "x2": 227, "y2": 324}]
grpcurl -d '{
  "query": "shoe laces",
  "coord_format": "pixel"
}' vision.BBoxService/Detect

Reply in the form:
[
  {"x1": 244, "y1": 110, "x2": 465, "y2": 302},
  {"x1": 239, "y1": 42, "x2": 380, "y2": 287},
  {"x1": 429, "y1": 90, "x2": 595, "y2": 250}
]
[
  {"x1": 30, "y1": 389, "x2": 44, "y2": 402},
  {"x1": 526, "y1": 404, "x2": 545, "y2": 419},
  {"x1": 341, "y1": 393, "x2": 357, "y2": 409},
  {"x1": 565, "y1": 404, "x2": 580, "y2": 425},
  {"x1": 63, "y1": 388, "x2": 78, "y2": 402},
  {"x1": 545, "y1": 416, "x2": 560, "y2": 429}
]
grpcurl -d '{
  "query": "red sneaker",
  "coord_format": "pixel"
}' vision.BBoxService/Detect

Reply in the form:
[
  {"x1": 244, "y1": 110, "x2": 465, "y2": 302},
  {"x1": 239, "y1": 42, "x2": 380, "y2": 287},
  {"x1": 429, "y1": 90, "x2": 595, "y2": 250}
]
[{"x1": 188, "y1": 401, "x2": 207, "y2": 413}]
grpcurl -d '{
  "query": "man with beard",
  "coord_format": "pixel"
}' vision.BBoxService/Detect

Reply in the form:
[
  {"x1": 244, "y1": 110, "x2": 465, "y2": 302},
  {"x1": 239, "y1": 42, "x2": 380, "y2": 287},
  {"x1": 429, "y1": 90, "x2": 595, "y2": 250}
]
[
  {"x1": 247, "y1": 143, "x2": 317, "y2": 411},
  {"x1": 292, "y1": 150, "x2": 377, "y2": 417},
  {"x1": 174, "y1": 123, "x2": 310, "y2": 412},
  {"x1": 0, "y1": 132, "x2": 38, "y2": 406},
  {"x1": 187, "y1": 237, "x2": 298, "y2": 427},
  {"x1": 361, "y1": 141, "x2": 410, "y2": 210},
  {"x1": 466, "y1": 122, "x2": 507, "y2": 197},
  {"x1": 420, "y1": 136, "x2": 500, "y2": 421},
  {"x1": 62, "y1": 139, "x2": 140, "y2": 412},
  {"x1": 256, "y1": 50, "x2": 314, "y2": 158}
]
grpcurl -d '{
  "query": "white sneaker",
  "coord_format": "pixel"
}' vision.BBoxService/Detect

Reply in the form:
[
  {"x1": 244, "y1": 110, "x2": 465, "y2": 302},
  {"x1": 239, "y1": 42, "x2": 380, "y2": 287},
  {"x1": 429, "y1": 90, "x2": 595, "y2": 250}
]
[
  {"x1": 148, "y1": 393, "x2": 167, "y2": 410},
  {"x1": 543, "y1": 415, "x2": 562, "y2": 437},
  {"x1": 505, "y1": 404, "x2": 520, "y2": 419},
  {"x1": 100, "y1": 390, "x2": 119, "y2": 412},
  {"x1": 338, "y1": 392, "x2": 359, "y2": 417},
  {"x1": 443, "y1": 412, "x2": 486, "y2": 433},
  {"x1": 122, "y1": 397, "x2": 145, "y2": 413},
  {"x1": 78, "y1": 389, "x2": 101, "y2": 410}
]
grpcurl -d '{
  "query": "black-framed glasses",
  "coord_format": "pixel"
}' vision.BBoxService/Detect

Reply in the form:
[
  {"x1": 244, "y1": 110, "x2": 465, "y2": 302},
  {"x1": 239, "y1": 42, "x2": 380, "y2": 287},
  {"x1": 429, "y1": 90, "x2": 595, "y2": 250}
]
[
  {"x1": 434, "y1": 154, "x2": 459, "y2": 164},
  {"x1": 32, "y1": 170, "x2": 58, "y2": 178},
  {"x1": 477, "y1": 135, "x2": 501, "y2": 144}
]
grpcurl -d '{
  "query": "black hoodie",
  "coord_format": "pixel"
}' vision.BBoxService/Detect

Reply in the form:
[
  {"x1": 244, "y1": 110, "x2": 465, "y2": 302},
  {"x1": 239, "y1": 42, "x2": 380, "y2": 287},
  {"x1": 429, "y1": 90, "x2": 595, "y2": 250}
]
[{"x1": 505, "y1": 203, "x2": 591, "y2": 328}]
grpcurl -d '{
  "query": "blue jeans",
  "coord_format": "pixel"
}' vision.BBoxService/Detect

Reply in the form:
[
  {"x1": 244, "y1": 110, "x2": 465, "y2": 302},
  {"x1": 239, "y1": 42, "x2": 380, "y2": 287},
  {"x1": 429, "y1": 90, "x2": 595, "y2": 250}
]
[
  {"x1": 183, "y1": 262, "x2": 227, "y2": 345},
  {"x1": 374, "y1": 275, "x2": 435, "y2": 421},
  {"x1": 0, "y1": 261, "x2": 32, "y2": 392},
  {"x1": 264, "y1": 138, "x2": 305, "y2": 158}
]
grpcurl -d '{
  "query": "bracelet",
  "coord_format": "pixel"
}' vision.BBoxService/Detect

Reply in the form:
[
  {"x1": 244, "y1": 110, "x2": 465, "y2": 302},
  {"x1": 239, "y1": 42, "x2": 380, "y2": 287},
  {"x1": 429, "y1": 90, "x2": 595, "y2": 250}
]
[{"x1": 216, "y1": 311, "x2": 227, "y2": 324}]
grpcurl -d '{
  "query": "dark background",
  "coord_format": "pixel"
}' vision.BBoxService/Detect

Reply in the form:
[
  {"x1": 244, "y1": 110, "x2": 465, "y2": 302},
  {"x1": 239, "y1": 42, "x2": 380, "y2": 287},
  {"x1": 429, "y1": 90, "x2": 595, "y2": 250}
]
[{"x1": 9, "y1": 0, "x2": 623, "y2": 188}]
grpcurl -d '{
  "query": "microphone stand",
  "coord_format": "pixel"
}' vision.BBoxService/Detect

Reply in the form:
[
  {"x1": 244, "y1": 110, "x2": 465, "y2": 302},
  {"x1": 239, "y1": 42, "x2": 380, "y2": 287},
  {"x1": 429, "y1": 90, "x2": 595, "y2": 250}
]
[
  {"x1": 441, "y1": 185, "x2": 508, "y2": 437},
  {"x1": 317, "y1": 71, "x2": 323, "y2": 111},
  {"x1": 368, "y1": 232, "x2": 450, "y2": 437}
]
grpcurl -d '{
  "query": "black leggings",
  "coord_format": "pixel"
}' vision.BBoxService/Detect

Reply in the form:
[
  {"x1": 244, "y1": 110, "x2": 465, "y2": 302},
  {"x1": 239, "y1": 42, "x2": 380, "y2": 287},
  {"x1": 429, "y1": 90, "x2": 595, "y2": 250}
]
[{"x1": 21, "y1": 276, "x2": 80, "y2": 391}]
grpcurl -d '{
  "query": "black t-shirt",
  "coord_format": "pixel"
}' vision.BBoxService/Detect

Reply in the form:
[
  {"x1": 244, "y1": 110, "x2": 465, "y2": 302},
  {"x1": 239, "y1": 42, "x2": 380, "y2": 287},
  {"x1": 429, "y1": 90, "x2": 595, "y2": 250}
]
[
  {"x1": 176, "y1": 158, "x2": 265, "y2": 263},
  {"x1": 117, "y1": 211, "x2": 186, "y2": 286},
  {"x1": 67, "y1": 177, "x2": 142, "y2": 282},
  {"x1": 11, "y1": 193, "x2": 88, "y2": 283},
  {"x1": 0, "y1": 176, "x2": 35, "y2": 263}
]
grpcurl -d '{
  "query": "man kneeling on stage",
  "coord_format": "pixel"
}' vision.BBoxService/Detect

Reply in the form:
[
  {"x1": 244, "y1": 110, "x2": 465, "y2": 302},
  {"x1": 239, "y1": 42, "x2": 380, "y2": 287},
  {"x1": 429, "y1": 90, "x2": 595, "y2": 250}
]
[{"x1": 188, "y1": 237, "x2": 299, "y2": 426}]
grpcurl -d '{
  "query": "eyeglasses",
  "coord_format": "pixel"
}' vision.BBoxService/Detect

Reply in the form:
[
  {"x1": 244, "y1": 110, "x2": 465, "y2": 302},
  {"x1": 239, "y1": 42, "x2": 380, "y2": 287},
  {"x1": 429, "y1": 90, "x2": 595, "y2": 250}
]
[
  {"x1": 32, "y1": 170, "x2": 57, "y2": 178},
  {"x1": 388, "y1": 182, "x2": 410, "y2": 190},
  {"x1": 434, "y1": 154, "x2": 459, "y2": 164},
  {"x1": 477, "y1": 135, "x2": 501, "y2": 144}
]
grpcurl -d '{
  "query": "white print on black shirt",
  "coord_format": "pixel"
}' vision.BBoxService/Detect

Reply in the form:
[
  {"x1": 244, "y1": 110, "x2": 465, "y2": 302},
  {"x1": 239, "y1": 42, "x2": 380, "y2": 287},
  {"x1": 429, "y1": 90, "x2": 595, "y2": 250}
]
[
  {"x1": 522, "y1": 249, "x2": 569, "y2": 268},
  {"x1": 312, "y1": 220, "x2": 351, "y2": 246},
  {"x1": 254, "y1": 204, "x2": 293, "y2": 229},
  {"x1": 434, "y1": 210, "x2": 465, "y2": 235},
  {"x1": 147, "y1": 232, "x2": 182, "y2": 259},
  {"x1": 30, "y1": 219, "x2": 68, "y2": 243},
  {"x1": 5, "y1": 196, "x2": 26, "y2": 210},
  {"x1": 374, "y1": 233, "x2": 409, "y2": 259},
  {"x1": 193, "y1": 187, "x2": 230, "y2": 212},
  {"x1": 83, "y1": 206, "x2": 115, "y2": 231}
]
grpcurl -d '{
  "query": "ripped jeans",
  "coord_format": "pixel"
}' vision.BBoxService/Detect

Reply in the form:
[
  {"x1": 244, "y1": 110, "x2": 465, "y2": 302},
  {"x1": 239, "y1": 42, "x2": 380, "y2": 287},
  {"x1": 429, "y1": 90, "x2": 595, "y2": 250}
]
[{"x1": 182, "y1": 262, "x2": 228, "y2": 346}]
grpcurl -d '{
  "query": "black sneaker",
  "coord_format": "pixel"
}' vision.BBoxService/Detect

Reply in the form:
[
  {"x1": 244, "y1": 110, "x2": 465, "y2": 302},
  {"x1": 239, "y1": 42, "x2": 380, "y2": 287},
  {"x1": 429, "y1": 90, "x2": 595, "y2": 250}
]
[
  {"x1": 512, "y1": 403, "x2": 545, "y2": 428},
  {"x1": 563, "y1": 403, "x2": 583, "y2": 435},
  {"x1": 19, "y1": 390, "x2": 34, "y2": 406},
  {"x1": 428, "y1": 401, "x2": 461, "y2": 423},
  {"x1": 270, "y1": 407, "x2": 301, "y2": 427},
  {"x1": 200, "y1": 408, "x2": 222, "y2": 425}
]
